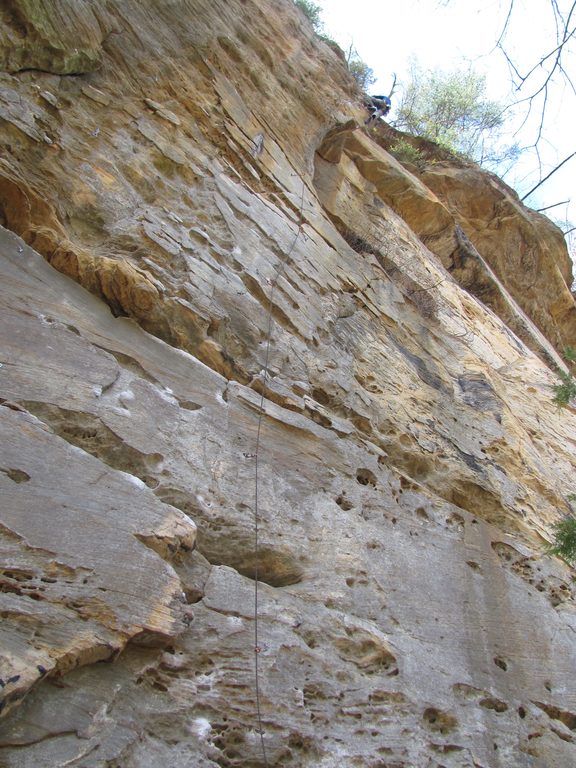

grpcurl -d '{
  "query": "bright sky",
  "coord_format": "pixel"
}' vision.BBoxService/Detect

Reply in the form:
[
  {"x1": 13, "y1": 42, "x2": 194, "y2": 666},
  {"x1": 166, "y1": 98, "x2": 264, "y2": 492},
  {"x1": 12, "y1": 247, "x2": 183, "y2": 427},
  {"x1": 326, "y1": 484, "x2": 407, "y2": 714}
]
[{"x1": 317, "y1": 0, "x2": 575, "y2": 245}]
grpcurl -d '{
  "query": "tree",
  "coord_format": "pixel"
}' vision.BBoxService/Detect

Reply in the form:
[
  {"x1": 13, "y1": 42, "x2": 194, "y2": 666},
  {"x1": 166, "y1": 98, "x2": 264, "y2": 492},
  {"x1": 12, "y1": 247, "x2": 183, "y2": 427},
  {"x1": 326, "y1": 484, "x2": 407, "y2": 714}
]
[
  {"x1": 496, "y1": 0, "x2": 575, "y2": 151},
  {"x1": 294, "y1": 0, "x2": 323, "y2": 33},
  {"x1": 293, "y1": 0, "x2": 339, "y2": 46},
  {"x1": 394, "y1": 62, "x2": 514, "y2": 165},
  {"x1": 348, "y1": 58, "x2": 376, "y2": 92},
  {"x1": 344, "y1": 44, "x2": 376, "y2": 92},
  {"x1": 549, "y1": 348, "x2": 576, "y2": 566},
  {"x1": 548, "y1": 512, "x2": 576, "y2": 565},
  {"x1": 440, "y1": 0, "x2": 575, "y2": 210}
]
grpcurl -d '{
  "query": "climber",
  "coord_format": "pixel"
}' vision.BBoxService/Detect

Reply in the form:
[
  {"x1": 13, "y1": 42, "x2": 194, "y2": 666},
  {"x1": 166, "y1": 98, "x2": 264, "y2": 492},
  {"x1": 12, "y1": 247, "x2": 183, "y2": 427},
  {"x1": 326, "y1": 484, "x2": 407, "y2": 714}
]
[
  {"x1": 364, "y1": 74, "x2": 397, "y2": 125},
  {"x1": 364, "y1": 95, "x2": 392, "y2": 124}
]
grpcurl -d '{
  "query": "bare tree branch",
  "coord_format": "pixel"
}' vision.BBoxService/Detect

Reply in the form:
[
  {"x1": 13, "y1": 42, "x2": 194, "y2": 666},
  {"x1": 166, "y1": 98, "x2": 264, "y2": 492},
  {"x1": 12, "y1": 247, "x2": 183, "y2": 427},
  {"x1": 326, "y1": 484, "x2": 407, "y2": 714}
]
[
  {"x1": 537, "y1": 200, "x2": 570, "y2": 211},
  {"x1": 536, "y1": 200, "x2": 570, "y2": 213},
  {"x1": 436, "y1": 1, "x2": 575, "y2": 200},
  {"x1": 496, "y1": 40, "x2": 524, "y2": 83},
  {"x1": 496, "y1": 0, "x2": 515, "y2": 48},
  {"x1": 498, "y1": 0, "x2": 576, "y2": 147},
  {"x1": 517, "y1": 17, "x2": 576, "y2": 86},
  {"x1": 521, "y1": 150, "x2": 576, "y2": 201}
]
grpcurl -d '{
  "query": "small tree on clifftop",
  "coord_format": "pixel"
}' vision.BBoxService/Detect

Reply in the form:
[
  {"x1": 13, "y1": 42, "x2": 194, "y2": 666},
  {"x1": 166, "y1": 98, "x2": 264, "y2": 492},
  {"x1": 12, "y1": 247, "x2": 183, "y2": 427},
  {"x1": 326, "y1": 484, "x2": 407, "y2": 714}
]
[
  {"x1": 395, "y1": 62, "x2": 518, "y2": 167},
  {"x1": 345, "y1": 44, "x2": 376, "y2": 91},
  {"x1": 294, "y1": 0, "x2": 323, "y2": 33}
]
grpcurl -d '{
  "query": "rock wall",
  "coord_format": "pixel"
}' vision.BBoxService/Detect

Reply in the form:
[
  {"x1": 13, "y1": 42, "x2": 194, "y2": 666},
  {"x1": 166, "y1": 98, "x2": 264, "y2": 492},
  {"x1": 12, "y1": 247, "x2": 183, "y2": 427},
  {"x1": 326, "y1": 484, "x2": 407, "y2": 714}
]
[
  {"x1": 372, "y1": 124, "x2": 576, "y2": 360},
  {"x1": 1, "y1": 1, "x2": 576, "y2": 766}
]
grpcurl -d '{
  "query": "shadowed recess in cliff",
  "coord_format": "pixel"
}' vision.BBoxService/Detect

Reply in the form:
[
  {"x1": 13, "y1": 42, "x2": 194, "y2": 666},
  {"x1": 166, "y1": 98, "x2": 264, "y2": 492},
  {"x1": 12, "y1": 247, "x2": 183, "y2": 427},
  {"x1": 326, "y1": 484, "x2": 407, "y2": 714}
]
[
  {"x1": 154, "y1": 486, "x2": 303, "y2": 587},
  {"x1": 19, "y1": 402, "x2": 164, "y2": 486}
]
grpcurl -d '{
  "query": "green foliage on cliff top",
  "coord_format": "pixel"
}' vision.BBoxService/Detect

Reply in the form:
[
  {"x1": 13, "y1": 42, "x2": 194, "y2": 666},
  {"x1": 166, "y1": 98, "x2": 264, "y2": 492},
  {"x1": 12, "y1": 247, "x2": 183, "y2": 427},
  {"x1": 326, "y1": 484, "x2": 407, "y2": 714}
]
[
  {"x1": 388, "y1": 138, "x2": 426, "y2": 170},
  {"x1": 294, "y1": 0, "x2": 323, "y2": 33},
  {"x1": 348, "y1": 57, "x2": 376, "y2": 91},
  {"x1": 394, "y1": 62, "x2": 519, "y2": 169}
]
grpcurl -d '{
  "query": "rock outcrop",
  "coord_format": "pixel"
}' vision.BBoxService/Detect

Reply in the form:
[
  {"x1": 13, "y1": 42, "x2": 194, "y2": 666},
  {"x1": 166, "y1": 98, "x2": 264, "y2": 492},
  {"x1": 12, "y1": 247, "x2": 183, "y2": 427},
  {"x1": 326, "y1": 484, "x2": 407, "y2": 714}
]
[
  {"x1": 1, "y1": 1, "x2": 576, "y2": 766},
  {"x1": 372, "y1": 124, "x2": 576, "y2": 360}
]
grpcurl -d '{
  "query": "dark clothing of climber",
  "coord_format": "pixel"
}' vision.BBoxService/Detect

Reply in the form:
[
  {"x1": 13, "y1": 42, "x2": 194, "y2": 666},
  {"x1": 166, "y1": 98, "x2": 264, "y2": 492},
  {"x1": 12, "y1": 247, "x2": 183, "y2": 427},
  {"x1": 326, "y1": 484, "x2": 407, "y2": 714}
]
[{"x1": 365, "y1": 94, "x2": 392, "y2": 124}]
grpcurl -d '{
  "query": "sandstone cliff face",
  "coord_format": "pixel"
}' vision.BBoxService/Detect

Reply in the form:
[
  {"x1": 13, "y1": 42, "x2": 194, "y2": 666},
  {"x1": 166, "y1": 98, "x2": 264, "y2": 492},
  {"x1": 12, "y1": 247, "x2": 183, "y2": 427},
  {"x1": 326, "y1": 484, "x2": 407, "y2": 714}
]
[
  {"x1": 370, "y1": 125, "x2": 576, "y2": 363},
  {"x1": 1, "y1": 2, "x2": 576, "y2": 767}
]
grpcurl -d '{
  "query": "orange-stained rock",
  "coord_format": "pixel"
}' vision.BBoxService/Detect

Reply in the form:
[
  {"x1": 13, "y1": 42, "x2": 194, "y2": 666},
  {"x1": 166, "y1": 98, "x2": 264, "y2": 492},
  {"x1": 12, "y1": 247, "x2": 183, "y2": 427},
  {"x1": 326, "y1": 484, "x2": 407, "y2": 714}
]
[{"x1": 372, "y1": 124, "x2": 576, "y2": 357}]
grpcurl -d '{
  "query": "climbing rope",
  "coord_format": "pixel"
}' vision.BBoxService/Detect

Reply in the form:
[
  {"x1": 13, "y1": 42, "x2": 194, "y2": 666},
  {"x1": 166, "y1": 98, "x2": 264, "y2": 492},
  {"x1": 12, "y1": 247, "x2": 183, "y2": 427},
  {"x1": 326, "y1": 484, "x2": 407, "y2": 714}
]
[{"x1": 252, "y1": 178, "x2": 307, "y2": 767}]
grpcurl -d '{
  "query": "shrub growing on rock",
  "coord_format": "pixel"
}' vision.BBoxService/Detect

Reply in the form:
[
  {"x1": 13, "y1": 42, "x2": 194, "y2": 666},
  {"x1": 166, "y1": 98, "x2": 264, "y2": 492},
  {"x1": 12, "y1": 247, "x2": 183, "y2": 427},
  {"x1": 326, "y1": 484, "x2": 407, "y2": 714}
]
[
  {"x1": 294, "y1": 0, "x2": 323, "y2": 32},
  {"x1": 388, "y1": 138, "x2": 426, "y2": 170},
  {"x1": 348, "y1": 58, "x2": 376, "y2": 91},
  {"x1": 548, "y1": 513, "x2": 576, "y2": 565},
  {"x1": 552, "y1": 347, "x2": 576, "y2": 407}
]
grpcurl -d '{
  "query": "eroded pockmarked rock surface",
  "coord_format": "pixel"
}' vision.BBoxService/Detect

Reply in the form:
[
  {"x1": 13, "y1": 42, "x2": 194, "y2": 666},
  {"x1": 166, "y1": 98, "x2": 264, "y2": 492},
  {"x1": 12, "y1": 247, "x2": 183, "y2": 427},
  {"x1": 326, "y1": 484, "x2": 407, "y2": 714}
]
[
  {"x1": 1, "y1": 1, "x2": 576, "y2": 766},
  {"x1": 0, "y1": 230, "x2": 199, "y2": 719}
]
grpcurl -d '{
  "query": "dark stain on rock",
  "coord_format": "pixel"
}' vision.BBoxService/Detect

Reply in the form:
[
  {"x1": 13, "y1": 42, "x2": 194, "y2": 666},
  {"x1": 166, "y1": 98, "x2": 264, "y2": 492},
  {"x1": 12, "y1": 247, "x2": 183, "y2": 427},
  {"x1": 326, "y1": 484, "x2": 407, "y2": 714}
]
[
  {"x1": 394, "y1": 341, "x2": 450, "y2": 394},
  {"x1": 458, "y1": 372, "x2": 502, "y2": 419}
]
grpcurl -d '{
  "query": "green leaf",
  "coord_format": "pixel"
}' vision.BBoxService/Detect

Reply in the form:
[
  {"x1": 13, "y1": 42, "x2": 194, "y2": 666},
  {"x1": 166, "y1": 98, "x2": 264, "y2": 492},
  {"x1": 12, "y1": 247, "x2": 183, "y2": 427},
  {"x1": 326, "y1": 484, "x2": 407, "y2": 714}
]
[
  {"x1": 552, "y1": 370, "x2": 576, "y2": 407},
  {"x1": 548, "y1": 516, "x2": 576, "y2": 565},
  {"x1": 394, "y1": 61, "x2": 514, "y2": 168},
  {"x1": 294, "y1": 0, "x2": 323, "y2": 33}
]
